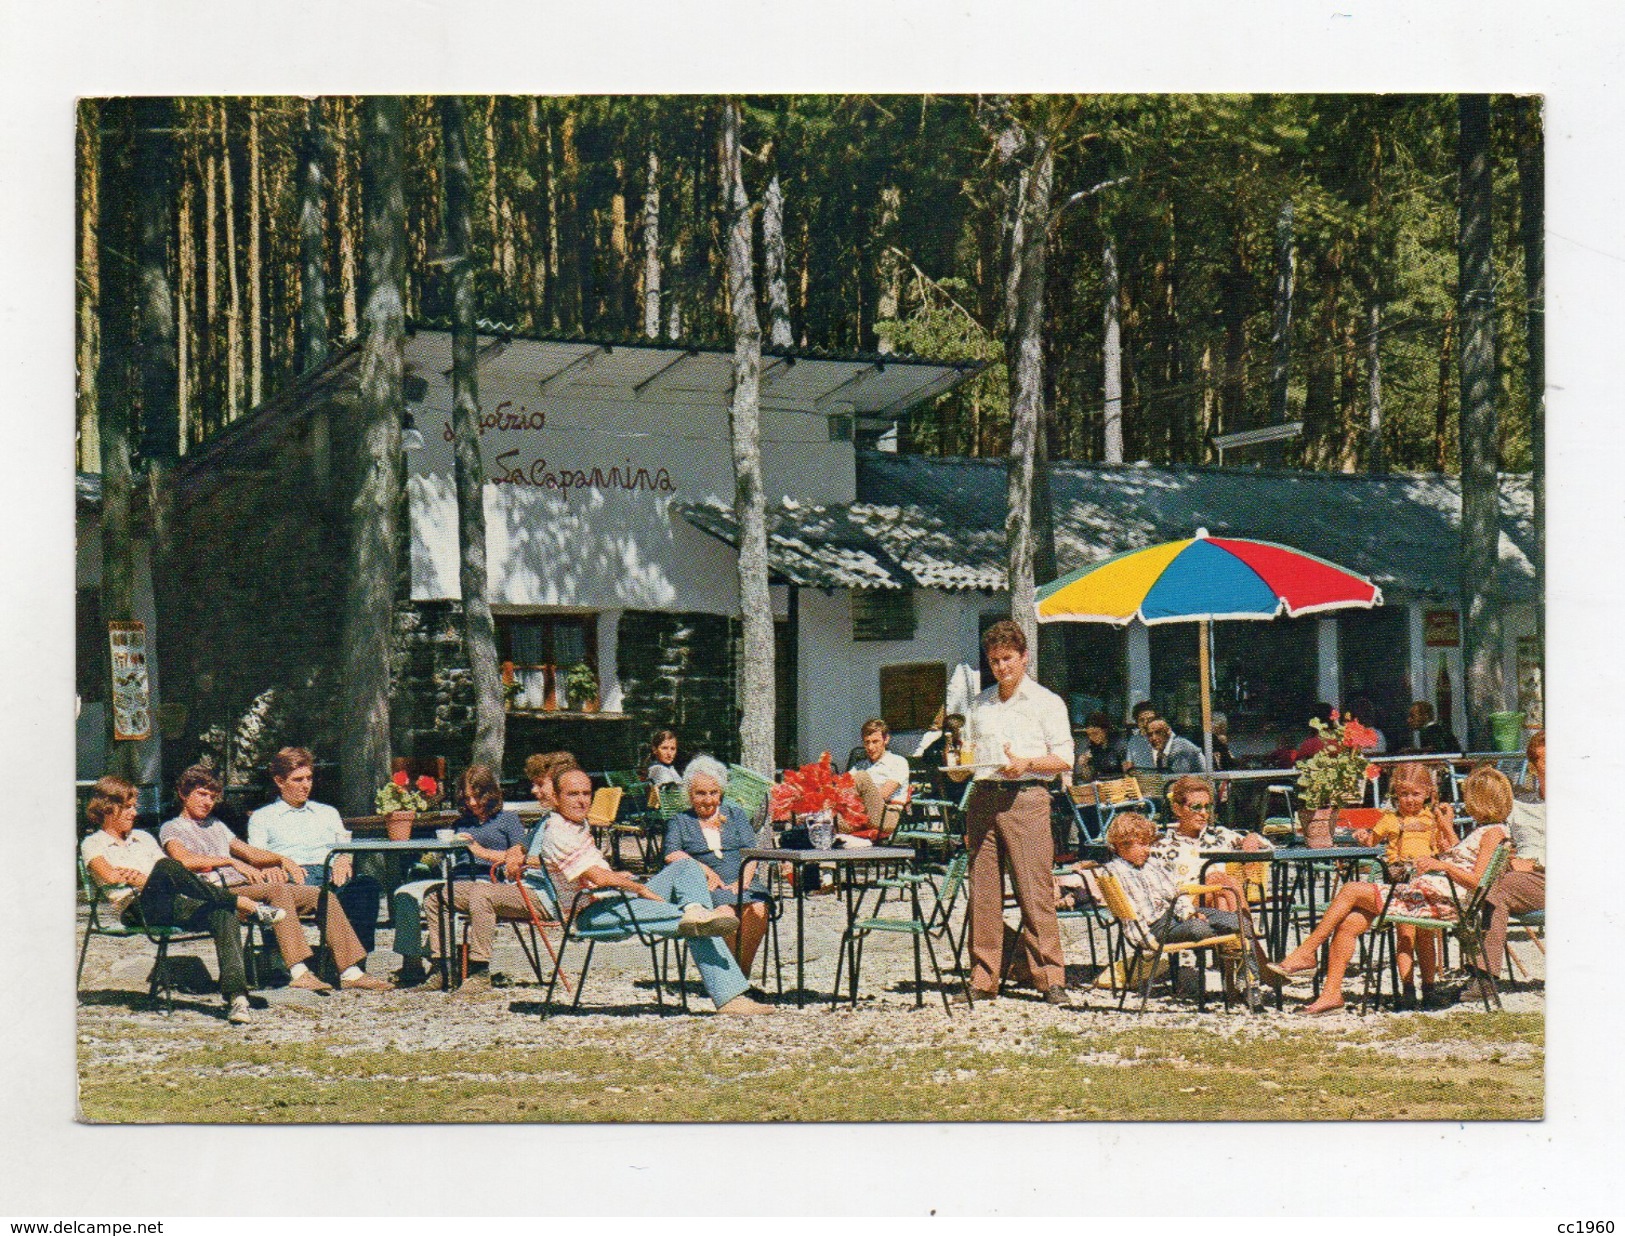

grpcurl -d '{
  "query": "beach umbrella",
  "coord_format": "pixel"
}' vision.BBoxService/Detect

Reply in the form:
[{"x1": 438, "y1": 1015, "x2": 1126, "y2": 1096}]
[{"x1": 1034, "y1": 528, "x2": 1383, "y2": 766}]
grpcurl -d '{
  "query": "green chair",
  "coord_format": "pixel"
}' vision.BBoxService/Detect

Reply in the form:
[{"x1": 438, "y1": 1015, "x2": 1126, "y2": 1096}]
[
  {"x1": 532, "y1": 860, "x2": 688, "y2": 1015},
  {"x1": 724, "y1": 763, "x2": 775, "y2": 823},
  {"x1": 1361, "y1": 842, "x2": 1512, "y2": 1013},
  {"x1": 76, "y1": 861, "x2": 215, "y2": 1016},
  {"x1": 848, "y1": 850, "x2": 971, "y2": 1013},
  {"x1": 643, "y1": 782, "x2": 692, "y2": 868}
]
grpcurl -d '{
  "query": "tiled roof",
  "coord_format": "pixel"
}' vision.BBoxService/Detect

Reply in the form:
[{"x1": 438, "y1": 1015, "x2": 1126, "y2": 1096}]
[
  {"x1": 688, "y1": 454, "x2": 1539, "y2": 602},
  {"x1": 855, "y1": 453, "x2": 1538, "y2": 601}
]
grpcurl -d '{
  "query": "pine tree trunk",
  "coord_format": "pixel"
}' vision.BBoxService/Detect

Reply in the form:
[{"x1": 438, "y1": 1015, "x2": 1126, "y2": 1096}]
[
  {"x1": 642, "y1": 148, "x2": 661, "y2": 338},
  {"x1": 763, "y1": 172, "x2": 793, "y2": 348},
  {"x1": 1220, "y1": 249, "x2": 1247, "y2": 435},
  {"x1": 1365, "y1": 298, "x2": 1385, "y2": 472},
  {"x1": 221, "y1": 103, "x2": 242, "y2": 422},
  {"x1": 440, "y1": 97, "x2": 506, "y2": 773},
  {"x1": 1516, "y1": 96, "x2": 1545, "y2": 655},
  {"x1": 177, "y1": 176, "x2": 193, "y2": 453},
  {"x1": 1436, "y1": 306, "x2": 1454, "y2": 471},
  {"x1": 248, "y1": 100, "x2": 264, "y2": 407},
  {"x1": 1266, "y1": 197, "x2": 1295, "y2": 465},
  {"x1": 1101, "y1": 236, "x2": 1123, "y2": 464},
  {"x1": 873, "y1": 184, "x2": 901, "y2": 354},
  {"x1": 340, "y1": 96, "x2": 407, "y2": 817},
  {"x1": 1457, "y1": 94, "x2": 1504, "y2": 750},
  {"x1": 336, "y1": 100, "x2": 360, "y2": 339},
  {"x1": 298, "y1": 99, "x2": 329, "y2": 372},
  {"x1": 98, "y1": 102, "x2": 139, "y2": 780},
  {"x1": 76, "y1": 101, "x2": 101, "y2": 473},
  {"x1": 721, "y1": 100, "x2": 775, "y2": 775},
  {"x1": 1002, "y1": 126, "x2": 1054, "y2": 662}
]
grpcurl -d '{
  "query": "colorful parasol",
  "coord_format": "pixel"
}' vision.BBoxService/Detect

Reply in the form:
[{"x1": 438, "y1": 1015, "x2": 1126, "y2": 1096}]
[{"x1": 1034, "y1": 529, "x2": 1382, "y2": 764}]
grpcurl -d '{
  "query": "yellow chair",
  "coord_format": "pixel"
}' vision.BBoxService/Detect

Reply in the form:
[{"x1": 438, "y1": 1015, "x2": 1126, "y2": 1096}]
[
  {"x1": 1093, "y1": 871, "x2": 1252, "y2": 1012},
  {"x1": 585, "y1": 786, "x2": 634, "y2": 867}
]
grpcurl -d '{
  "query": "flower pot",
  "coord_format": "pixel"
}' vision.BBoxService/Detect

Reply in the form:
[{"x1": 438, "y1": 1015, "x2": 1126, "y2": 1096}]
[
  {"x1": 386, "y1": 810, "x2": 416, "y2": 842},
  {"x1": 1297, "y1": 807, "x2": 1337, "y2": 849}
]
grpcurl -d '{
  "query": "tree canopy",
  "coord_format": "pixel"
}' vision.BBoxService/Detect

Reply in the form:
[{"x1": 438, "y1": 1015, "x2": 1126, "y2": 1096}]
[{"x1": 77, "y1": 94, "x2": 1540, "y2": 479}]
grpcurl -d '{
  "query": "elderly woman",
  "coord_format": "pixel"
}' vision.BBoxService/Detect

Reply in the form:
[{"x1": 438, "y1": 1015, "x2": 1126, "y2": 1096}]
[
  {"x1": 1266, "y1": 765, "x2": 1513, "y2": 1014},
  {"x1": 663, "y1": 755, "x2": 771, "y2": 976}
]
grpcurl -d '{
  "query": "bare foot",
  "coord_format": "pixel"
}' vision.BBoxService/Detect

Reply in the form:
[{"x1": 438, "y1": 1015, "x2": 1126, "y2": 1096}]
[{"x1": 1294, "y1": 999, "x2": 1344, "y2": 1016}]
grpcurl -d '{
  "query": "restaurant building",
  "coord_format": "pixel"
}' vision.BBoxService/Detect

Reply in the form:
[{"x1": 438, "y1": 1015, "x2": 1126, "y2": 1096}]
[{"x1": 76, "y1": 325, "x2": 1540, "y2": 791}]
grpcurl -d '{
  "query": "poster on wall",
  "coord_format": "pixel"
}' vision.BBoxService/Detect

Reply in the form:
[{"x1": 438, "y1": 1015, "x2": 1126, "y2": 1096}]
[{"x1": 108, "y1": 620, "x2": 151, "y2": 741}]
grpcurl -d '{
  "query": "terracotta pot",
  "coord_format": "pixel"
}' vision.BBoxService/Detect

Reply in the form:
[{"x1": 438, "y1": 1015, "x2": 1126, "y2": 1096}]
[
  {"x1": 1297, "y1": 806, "x2": 1336, "y2": 848},
  {"x1": 386, "y1": 810, "x2": 416, "y2": 842}
]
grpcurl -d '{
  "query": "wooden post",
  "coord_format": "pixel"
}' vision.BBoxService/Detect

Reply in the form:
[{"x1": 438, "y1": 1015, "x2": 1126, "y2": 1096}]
[{"x1": 1198, "y1": 619, "x2": 1214, "y2": 769}]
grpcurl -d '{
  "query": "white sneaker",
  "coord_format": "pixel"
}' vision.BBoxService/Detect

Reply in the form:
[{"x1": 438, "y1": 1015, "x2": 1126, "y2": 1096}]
[
  {"x1": 253, "y1": 904, "x2": 286, "y2": 927},
  {"x1": 677, "y1": 905, "x2": 738, "y2": 938},
  {"x1": 226, "y1": 995, "x2": 252, "y2": 1025}
]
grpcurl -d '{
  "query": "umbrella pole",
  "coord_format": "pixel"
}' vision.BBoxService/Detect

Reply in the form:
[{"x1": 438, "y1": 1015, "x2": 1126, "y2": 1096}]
[{"x1": 1198, "y1": 619, "x2": 1213, "y2": 770}]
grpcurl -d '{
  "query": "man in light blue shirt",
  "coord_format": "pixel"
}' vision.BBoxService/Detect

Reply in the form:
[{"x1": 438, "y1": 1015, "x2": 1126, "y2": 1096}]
[{"x1": 247, "y1": 746, "x2": 383, "y2": 954}]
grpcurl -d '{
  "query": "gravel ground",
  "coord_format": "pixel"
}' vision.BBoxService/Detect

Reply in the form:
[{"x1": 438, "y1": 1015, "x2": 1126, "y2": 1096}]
[{"x1": 75, "y1": 890, "x2": 1545, "y2": 1063}]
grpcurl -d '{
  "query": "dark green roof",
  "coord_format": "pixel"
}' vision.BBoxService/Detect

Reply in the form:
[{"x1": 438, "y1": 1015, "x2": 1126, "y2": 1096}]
[{"x1": 685, "y1": 454, "x2": 1538, "y2": 602}]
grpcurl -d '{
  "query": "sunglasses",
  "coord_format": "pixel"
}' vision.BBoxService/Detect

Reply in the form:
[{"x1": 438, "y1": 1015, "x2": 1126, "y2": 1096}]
[{"x1": 1182, "y1": 802, "x2": 1213, "y2": 813}]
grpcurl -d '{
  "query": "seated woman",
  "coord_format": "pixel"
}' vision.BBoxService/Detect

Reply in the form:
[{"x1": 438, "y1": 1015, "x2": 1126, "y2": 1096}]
[
  {"x1": 416, "y1": 763, "x2": 536, "y2": 991},
  {"x1": 80, "y1": 775, "x2": 282, "y2": 1025},
  {"x1": 1266, "y1": 765, "x2": 1513, "y2": 1014},
  {"x1": 663, "y1": 755, "x2": 771, "y2": 977},
  {"x1": 1099, "y1": 811, "x2": 1264, "y2": 1006},
  {"x1": 1075, "y1": 712, "x2": 1127, "y2": 782},
  {"x1": 1151, "y1": 774, "x2": 1272, "y2": 977}
]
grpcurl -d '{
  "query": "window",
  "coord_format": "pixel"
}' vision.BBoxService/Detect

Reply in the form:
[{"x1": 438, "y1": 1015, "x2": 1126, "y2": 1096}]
[
  {"x1": 852, "y1": 588, "x2": 916, "y2": 641},
  {"x1": 497, "y1": 614, "x2": 598, "y2": 711},
  {"x1": 879, "y1": 663, "x2": 947, "y2": 733}
]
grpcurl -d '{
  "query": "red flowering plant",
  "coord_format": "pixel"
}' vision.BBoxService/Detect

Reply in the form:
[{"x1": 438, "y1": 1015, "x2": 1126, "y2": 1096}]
[
  {"x1": 768, "y1": 753, "x2": 869, "y2": 831},
  {"x1": 1295, "y1": 708, "x2": 1381, "y2": 809},
  {"x1": 376, "y1": 770, "x2": 440, "y2": 814}
]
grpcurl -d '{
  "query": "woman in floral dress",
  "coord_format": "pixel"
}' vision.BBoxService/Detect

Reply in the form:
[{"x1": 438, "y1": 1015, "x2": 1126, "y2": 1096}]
[{"x1": 1265, "y1": 766, "x2": 1512, "y2": 1014}]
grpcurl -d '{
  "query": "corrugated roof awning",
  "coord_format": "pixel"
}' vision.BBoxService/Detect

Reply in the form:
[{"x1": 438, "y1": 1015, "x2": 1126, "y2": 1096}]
[{"x1": 682, "y1": 501, "x2": 910, "y2": 590}]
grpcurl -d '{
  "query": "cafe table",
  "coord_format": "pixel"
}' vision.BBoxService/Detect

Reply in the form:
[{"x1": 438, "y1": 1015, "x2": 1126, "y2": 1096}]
[
  {"x1": 319, "y1": 837, "x2": 469, "y2": 991},
  {"x1": 737, "y1": 844, "x2": 916, "y2": 1008},
  {"x1": 1200, "y1": 843, "x2": 1383, "y2": 1007}
]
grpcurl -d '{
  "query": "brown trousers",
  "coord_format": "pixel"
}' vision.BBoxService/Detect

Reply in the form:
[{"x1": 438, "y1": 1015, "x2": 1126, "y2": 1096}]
[
  {"x1": 966, "y1": 782, "x2": 1065, "y2": 993},
  {"x1": 423, "y1": 881, "x2": 537, "y2": 963},
  {"x1": 238, "y1": 881, "x2": 366, "y2": 972},
  {"x1": 1483, "y1": 868, "x2": 1545, "y2": 975}
]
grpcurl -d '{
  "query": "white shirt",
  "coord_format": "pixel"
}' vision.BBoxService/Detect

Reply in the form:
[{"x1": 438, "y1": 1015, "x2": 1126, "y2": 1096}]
[
  {"x1": 81, "y1": 829, "x2": 166, "y2": 908},
  {"x1": 967, "y1": 676, "x2": 1075, "y2": 782},
  {"x1": 851, "y1": 750, "x2": 910, "y2": 800},
  {"x1": 247, "y1": 797, "x2": 350, "y2": 868}
]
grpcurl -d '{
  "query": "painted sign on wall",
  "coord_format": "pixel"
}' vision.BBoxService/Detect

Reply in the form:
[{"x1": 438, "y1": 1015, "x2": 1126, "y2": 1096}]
[
  {"x1": 1423, "y1": 609, "x2": 1461, "y2": 647},
  {"x1": 108, "y1": 620, "x2": 151, "y2": 740}
]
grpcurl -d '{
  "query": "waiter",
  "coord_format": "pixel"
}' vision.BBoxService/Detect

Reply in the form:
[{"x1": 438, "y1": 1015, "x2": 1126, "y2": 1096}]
[{"x1": 952, "y1": 620, "x2": 1075, "y2": 1006}]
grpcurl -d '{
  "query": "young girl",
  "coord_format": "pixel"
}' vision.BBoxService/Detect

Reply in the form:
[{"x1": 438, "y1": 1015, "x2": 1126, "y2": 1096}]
[
  {"x1": 1355, "y1": 761, "x2": 1455, "y2": 1004},
  {"x1": 643, "y1": 730, "x2": 681, "y2": 806}
]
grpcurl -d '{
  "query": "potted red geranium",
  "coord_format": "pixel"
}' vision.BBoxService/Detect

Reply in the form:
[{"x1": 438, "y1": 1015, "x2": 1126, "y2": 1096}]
[
  {"x1": 768, "y1": 753, "x2": 868, "y2": 850},
  {"x1": 376, "y1": 771, "x2": 441, "y2": 840}
]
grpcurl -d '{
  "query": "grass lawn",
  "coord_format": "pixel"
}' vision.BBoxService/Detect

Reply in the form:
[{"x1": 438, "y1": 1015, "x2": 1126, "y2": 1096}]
[{"x1": 77, "y1": 1009, "x2": 1542, "y2": 1123}]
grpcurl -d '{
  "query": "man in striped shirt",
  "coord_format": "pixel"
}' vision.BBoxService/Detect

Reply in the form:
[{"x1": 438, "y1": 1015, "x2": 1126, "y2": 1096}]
[{"x1": 532, "y1": 769, "x2": 769, "y2": 1015}]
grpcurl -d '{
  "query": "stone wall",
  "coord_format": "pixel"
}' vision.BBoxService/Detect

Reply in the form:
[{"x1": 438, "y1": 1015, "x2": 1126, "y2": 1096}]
[{"x1": 616, "y1": 610, "x2": 742, "y2": 767}]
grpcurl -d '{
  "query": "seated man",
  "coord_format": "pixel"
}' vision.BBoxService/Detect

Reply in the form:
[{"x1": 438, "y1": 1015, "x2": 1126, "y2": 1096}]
[
  {"x1": 159, "y1": 763, "x2": 389, "y2": 992},
  {"x1": 847, "y1": 717, "x2": 910, "y2": 838},
  {"x1": 1483, "y1": 729, "x2": 1545, "y2": 988},
  {"x1": 1144, "y1": 718, "x2": 1206, "y2": 774},
  {"x1": 81, "y1": 774, "x2": 281, "y2": 1024},
  {"x1": 392, "y1": 751, "x2": 578, "y2": 987},
  {"x1": 1123, "y1": 701, "x2": 1159, "y2": 772},
  {"x1": 247, "y1": 746, "x2": 384, "y2": 955},
  {"x1": 535, "y1": 768, "x2": 770, "y2": 1015}
]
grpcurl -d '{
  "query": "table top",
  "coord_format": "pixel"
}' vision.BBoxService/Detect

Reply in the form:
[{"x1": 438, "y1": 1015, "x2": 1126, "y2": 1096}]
[
  {"x1": 327, "y1": 837, "x2": 471, "y2": 855},
  {"x1": 1201, "y1": 768, "x2": 1300, "y2": 783},
  {"x1": 1200, "y1": 844, "x2": 1383, "y2": 863},
  {"x1": 343, "y1": 811, "x2": 461, "y2": 833},
  {"x1": 743, "y1": 845, "x2": 915, "y2": 864}
]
